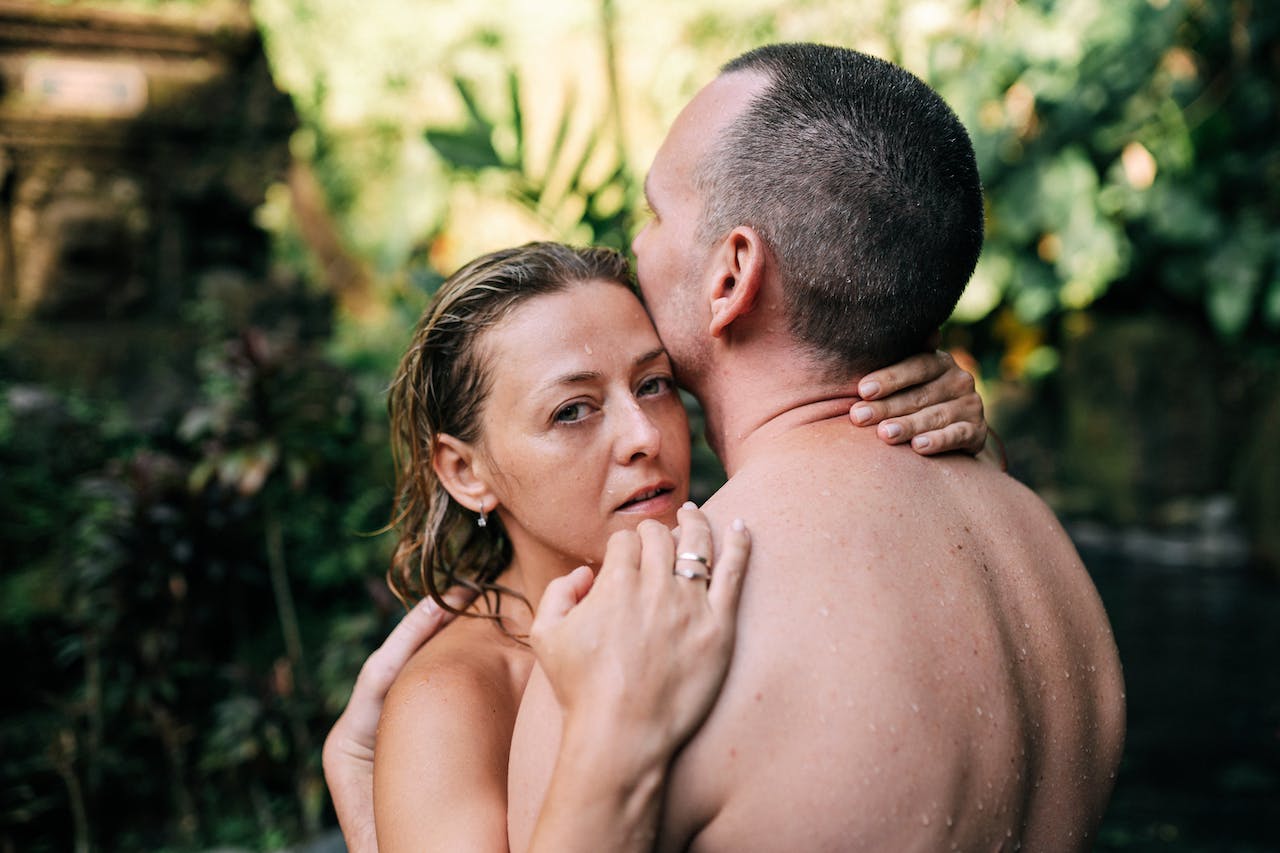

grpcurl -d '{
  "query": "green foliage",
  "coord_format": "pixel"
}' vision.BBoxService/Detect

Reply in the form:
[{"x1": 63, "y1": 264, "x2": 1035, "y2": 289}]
[
  {"x1": 425, "y1": 71, "x2": 635, "y2": 251},
  {"x1": 0, "y1": 276, "x2": 399, "y2": 849},
  {"x1": 935, "y1": 0, "x2": 1279, "y2": 373}
]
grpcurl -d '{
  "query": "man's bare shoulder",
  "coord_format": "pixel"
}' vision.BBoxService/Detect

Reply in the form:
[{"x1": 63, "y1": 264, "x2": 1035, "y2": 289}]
[{"x1": 663, "y1": 424, "x2": 1123, "y2": 851}]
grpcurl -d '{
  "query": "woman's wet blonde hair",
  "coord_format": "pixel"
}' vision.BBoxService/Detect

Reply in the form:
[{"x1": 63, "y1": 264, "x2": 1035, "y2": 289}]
[{"x1": 386, "y1": 241, "x2": 634, "y2": 621}]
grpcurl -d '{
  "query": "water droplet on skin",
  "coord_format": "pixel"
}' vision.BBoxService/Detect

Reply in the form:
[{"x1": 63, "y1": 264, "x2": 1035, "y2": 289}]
[
  {"x1": 1022, "y1": 622, "x2": 1030, "y2": 629},
  {"x1": 921, "y1": 815, "x2": 931, "y2": 826},
  {"x1": 818, "y1": 606, "x2": 829, "y2": 617},
  {"x1": 584, "y1": 344, "x2": 593, "y2": 354},
  {"x1": 911, "y1": 702, "x2": 921, "y2": 713},
  {"x1": 975, "y1": 706, "x2": 984, "y2": 716},
  {"x1": 946, "y1": 815, "x2": 954, "y2": 828}
]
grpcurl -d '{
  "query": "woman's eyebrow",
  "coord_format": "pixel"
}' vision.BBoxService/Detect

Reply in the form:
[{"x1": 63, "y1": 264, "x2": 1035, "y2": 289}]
[
  {"x1": 634, "y1": 347, "x2": 668, "y2": 368},
  {"x1": 535, "y1": 348, "x2": 668, "y2": 395}
]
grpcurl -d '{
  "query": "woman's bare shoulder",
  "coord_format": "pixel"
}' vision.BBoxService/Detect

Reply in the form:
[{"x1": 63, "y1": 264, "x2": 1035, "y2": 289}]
[
  {"x1": 374, "y1": 612, "x2": 534, "y2": 852},
  {"x1": 381, "y1": 612, "x2": 533, "y2": 746}
]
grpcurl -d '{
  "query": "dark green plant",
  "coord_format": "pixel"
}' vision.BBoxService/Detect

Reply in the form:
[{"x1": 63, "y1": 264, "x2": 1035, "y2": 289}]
[{"x1": 0, "y1": 274, "x2": 400, "y2": 849}]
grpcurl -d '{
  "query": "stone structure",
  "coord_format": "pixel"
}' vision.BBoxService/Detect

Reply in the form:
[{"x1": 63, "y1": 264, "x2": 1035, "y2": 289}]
[{"x1": 0, "y1": 0, "x2": 295, "y2": 407}]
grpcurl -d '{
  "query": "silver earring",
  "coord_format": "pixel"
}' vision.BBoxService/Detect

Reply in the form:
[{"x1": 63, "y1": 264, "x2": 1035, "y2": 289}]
[{"x1": 477, "y1": 504, "x2": 488, "y2": 528}]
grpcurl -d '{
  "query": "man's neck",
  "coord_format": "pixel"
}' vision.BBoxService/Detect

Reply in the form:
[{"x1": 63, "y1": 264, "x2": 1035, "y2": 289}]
[{"x1": 694, "y1": 361, "x2": 864, "y2": 476}]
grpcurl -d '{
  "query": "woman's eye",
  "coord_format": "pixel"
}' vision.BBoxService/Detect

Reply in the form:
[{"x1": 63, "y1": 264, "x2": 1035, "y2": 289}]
[
  {"x1": 637, "y1": 376, "x2": 673, "y2": 397},
  {"x1": 554, "y1": 402, "x2": 591, "y2": 423}
]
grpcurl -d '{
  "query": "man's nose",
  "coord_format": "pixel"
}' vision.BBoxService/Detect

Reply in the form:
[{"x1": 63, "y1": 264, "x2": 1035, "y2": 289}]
[
  {"x1": 615, "y1": 399, "x2": 662, "y2": 463},
  {"x1": 631, "y1": 223, "x2": 647, "y2": 258}
]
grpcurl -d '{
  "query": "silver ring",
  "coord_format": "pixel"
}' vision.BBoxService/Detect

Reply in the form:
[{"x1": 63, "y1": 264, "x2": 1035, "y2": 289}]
[
  {"x1": 673, "y1": 565, "x2": 711, "y2": 581},
  {"x1": 676, "y1": 552, "x2": 710, "y2": 567}
]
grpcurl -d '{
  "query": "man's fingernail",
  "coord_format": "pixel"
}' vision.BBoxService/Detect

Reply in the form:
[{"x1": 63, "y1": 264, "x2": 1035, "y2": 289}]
[
  {"x1": 884, "y1": 423, "x2": 903, "y2": 439},
  {"x1": 853, "y1": 405, "x2": 874, "y2": 424},
  {"x1": 681, "y1": 501, "x2": 697, "y2": 510},
  {"x1": 859, "y1": 380, "x2": 881, "y2": 398},
  {"x1": 913, "y1": 435, "x2": 931, "y2": 450}
]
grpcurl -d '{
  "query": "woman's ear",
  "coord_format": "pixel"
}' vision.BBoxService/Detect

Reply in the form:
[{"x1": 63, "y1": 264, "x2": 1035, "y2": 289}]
[
  {"x1": 432, "y1": 434, "x2": 496, "y2": 513},
  {"x1": 708, "y1": 226, "x2": 766, "y2": 338}
]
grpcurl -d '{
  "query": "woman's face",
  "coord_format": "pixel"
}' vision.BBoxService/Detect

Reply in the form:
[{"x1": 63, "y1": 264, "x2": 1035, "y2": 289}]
[{"x1": 474, "y1": 279, "x2": 691, "y2": 570}]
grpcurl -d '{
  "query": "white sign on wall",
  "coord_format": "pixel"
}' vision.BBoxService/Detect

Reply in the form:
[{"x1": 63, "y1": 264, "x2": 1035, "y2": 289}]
[{"x1": 23, "y1": 58, "x2": 148, "y2": 117}]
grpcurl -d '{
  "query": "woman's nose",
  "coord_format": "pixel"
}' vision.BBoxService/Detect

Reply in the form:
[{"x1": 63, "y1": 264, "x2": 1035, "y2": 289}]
[{"x1": 615, "y1": 400, "x2": 662, "y2": 463}]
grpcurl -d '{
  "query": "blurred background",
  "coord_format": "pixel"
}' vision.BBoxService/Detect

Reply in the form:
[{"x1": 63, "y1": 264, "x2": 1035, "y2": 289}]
[{"x1": 0, "y1": 0, "x2": 1276, "y2": 850}]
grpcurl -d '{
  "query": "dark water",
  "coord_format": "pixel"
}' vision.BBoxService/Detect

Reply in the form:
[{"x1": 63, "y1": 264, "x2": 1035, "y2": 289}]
[{"x1": 1082, "y1": 541, "x2": 1280, "y2": 852}]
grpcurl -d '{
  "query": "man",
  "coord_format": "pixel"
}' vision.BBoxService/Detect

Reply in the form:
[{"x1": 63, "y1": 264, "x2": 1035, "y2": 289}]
[{"x1": 505, "y1": 44, "x2": 1125, "y2": 851}]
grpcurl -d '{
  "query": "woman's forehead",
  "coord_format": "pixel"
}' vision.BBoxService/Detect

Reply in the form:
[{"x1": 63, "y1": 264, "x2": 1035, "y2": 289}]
[{"x1": 480, "y1": 282, "x2": 663, "y2": 381}]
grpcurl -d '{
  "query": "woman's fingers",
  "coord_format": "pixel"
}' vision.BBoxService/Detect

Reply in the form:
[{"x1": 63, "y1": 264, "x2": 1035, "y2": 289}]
[
  {"x1": 906, "y1": 418, "x2": 984, "y2": 456},
  {"x1": 669, "y1": 502, "x2": 714, "y2": 585},
  {"x1": 531, "y1": 566, "x2": 595, "y2": 636},
  {"x1": 707, "y1": 518, "x2": 750, "y2": 622},
  {"x1": 636, "y1": 518, "x2": 679, "y2": 587},
  {"x1": 849, "y1": 350, "x2": 988, "y2": 456},
  {"x1": 856, "y1": 350, "x2": 955, "y2": 401}
]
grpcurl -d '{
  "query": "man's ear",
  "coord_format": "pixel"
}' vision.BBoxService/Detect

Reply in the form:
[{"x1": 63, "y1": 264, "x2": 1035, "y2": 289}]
[
  {"x1": 432, "y1": 433, "x2": 497, "y2": 513},
  {"x1": 708, "y1": 226, "x2": 766, "y2": 338}
]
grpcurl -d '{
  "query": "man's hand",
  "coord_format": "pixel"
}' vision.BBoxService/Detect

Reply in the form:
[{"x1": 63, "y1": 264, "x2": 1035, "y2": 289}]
[
  {"x1": 323, "y1": 589, "x2": 476, "y2": 853},
  {"x1": 849, "y1": 349, "x2": 987, "y2": 456}
]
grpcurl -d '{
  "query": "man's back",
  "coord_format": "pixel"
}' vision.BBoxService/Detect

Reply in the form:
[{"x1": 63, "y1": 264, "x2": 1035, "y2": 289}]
[{"x1": 508, "y1": 417, "x2": 1125, "y2": 851}]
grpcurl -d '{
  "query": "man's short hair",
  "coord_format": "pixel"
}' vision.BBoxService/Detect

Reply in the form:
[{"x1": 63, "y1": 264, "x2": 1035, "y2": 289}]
[{"x1": 698, "y1": 43, "x2": 984, "y2": 375}]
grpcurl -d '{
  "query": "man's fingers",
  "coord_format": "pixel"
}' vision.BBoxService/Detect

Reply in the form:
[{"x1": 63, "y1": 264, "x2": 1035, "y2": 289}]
[
  {"x1": 708, "y1": 519, "x2": 750, "y2": 620},
  {"x1": 857, "y1": 350, "x2": 954, "y2": 401}
]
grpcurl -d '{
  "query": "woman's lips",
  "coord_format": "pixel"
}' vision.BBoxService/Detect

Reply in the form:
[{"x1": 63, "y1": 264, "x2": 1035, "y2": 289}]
[{"x1": 615, "y1": 484, "x2": 678, "y2": 515}]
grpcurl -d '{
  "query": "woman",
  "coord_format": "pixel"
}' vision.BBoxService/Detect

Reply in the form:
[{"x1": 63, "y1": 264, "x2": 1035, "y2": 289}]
[{"x1": 329, "y1": 242, "x2": 989, "y2": 850}]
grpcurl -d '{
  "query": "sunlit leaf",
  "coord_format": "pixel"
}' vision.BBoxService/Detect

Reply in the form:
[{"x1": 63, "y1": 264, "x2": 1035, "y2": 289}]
[{"x1": 425, "y1": 127, "x2": 503, "y2": 171}]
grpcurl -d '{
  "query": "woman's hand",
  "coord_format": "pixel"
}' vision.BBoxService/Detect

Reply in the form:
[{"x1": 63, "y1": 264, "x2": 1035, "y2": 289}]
[
  {"x1": 523, "y1": 504, "x2": 750, "y2": 853},
  {"x1": 531, "y1": 505, "x2": 750, "y2": 757},
  {"x1": 322, "y1": 588, "x2": 475, "y2": 853},
  {"x1": 849, "y1": 349, "x2": 987, "y2": 456}
]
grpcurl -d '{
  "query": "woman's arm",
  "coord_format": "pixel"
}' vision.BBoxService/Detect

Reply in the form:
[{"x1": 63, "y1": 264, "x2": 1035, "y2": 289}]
[{"x1": 523, "y1": 505, "x2": 751, "y2": 853}]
